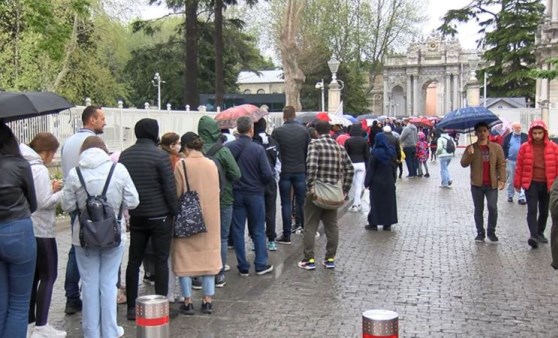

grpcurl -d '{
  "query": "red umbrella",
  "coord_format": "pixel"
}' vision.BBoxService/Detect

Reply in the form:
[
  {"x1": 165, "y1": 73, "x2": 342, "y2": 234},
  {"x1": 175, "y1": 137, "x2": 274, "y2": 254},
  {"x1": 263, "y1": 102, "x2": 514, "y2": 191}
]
[
  {"x1": 409, "y1": 117, "x2": 433, "y2": 128},
  {"x1": 315, "y1": 112, "x2": 330, "y2": 122},
  {"x1": 214, "y1": 104, "x2": 269, "y2": 129}
]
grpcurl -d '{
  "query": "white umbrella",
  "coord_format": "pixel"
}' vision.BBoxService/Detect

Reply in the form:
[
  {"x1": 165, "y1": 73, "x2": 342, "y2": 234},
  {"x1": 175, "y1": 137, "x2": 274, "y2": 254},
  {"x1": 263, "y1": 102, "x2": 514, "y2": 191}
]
[{"x1": 329, "y1": 115, "x2": 353, "y2": 127}]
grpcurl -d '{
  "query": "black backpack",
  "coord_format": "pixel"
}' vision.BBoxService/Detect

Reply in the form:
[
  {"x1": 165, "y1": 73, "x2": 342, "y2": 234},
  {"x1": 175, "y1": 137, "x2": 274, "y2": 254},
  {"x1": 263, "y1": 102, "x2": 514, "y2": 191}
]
[
  {"x1": 76, "y1": 164, "x2": 122, "y2": 249},
  {"x1": 205, "y1": 143, "x2": 226, "y2": 198},
  {"x1": 444, "y1": 136, "x2": 456, "y2": 154}
]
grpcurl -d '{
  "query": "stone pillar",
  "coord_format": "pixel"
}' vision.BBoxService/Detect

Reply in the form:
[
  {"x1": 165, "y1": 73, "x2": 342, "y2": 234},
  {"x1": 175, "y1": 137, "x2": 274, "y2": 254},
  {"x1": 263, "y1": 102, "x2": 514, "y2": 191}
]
[
  {"x1": 445, "y1": 74, "x2": 451, "y2": 114},
  {"x1": 453, "y1": 74, "x2": 459, "y2": 111},
  {"x1": 542, "y1": 63, "x2": 550, "y2": 104},
  {"x1": 406, "y1": 76, "x2": 412, "y2": 115},
  {"x1": 413, "y1": 76, "x2": 418, "y2": 116},
  {"x1": 553, "y1": 0, "x2": 558, "y2": 22},
  {"x1": 542, "y1": 100, "x2": 550, "y2": 126},
  {"x1": 547, "y1": 0, "x2": 553, "y2": 17},
  {"x1": 467, "y1": 77, "x2": 480, "y2": 107},
  {"x1": 383, "y1": 78, "x2": 389, "y2": 115},
  {"x1": 328, "y1": 80, "x2": 341, "y2": 114}
]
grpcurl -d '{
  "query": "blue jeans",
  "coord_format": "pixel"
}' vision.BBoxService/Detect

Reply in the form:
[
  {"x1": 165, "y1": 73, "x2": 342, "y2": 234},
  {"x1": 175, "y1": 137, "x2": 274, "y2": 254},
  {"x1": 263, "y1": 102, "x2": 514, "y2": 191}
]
[
  {"x1": 219, "y1": 205, "x2": 233, "y2": 276},
  {"x1": 65, "y1": 211, "x2": 80, "y2": 301},
  {"x1": 440, "y1": 157, "x2": 452, "y2": 186},
  {"x1": 506, "y1": 160, "x2": 525, "y2": 200},
  {"x1": 278, "y1": 173, "x2": 306, "y2": 237},
  {"x1": 231, "y1": 192, "x2": 268, "y2": 272},
  {"x1": 179, "y1": 276, "x2": 214, "y2": 298},
  {"x1": 75, "y1": 243, "x2": 124, "y2": 338},
  {"x1": 0, "y1": 217, "x2": 36, "y2": 338}
]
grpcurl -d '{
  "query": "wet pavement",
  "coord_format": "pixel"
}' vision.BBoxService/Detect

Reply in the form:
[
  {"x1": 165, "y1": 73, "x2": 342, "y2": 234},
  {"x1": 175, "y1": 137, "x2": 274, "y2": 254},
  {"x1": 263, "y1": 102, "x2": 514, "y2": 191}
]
[{"x1": 46, "y1": 151, "x2": 558, "y2": 337}]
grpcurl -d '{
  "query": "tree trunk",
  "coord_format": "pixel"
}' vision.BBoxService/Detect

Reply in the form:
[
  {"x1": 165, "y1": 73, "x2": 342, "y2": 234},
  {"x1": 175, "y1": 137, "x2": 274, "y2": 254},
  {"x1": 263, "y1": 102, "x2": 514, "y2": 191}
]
[
  {"x1": 48, "y1": 13, "x2": 78, "y2": 92},
  {"x1": 214, "y1": 0, "x2": 224, "y2": 110},
  {"x1": 279, "y1": 0, "x2": 305, "y2": 112},
  {"x1": 184, "y1": 0, "x2": 199, "y2": 108}
]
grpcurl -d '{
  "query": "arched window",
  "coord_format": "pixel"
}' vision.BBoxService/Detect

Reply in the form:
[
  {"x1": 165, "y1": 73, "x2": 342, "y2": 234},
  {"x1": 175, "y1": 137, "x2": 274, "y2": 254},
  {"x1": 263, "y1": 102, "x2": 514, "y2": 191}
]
[
  {"x1": 257, "y1": 89, "x2": 265, "y2": 94},
  {"x1": 243, "y1": 89, "x2": 252, "y2": 94}
]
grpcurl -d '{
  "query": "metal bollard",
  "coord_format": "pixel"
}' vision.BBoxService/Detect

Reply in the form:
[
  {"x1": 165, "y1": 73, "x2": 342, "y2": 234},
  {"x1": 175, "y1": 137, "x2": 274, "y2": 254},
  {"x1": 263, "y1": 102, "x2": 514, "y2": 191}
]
[
  {"x1": 136, "y1": 295, "x2": 170, "y2": 338},
  {"x1": 362, "y1": 309, "x2": 398, "y2": 338}
]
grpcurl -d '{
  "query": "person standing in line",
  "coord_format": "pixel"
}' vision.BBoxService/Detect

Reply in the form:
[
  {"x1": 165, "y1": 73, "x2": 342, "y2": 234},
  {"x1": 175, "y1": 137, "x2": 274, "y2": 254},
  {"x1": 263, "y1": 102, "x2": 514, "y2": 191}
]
[
  {"x1": 272, "y1": 106, "x2": 311, "y2": 244},
  {"x1": 60, "y1": 105, "x2": 106, "y2": 315},
  {"x1": 399, "y1": 118, "x2": 419, "y2": 178},
  {"x1": 0, "y1": 121, "x2": 37, "y2": 338},
  {"x1": 502, "y1": 122, "x2": 528, "y2": 204},
  {"x1": 297, "y1": 120, "x2": 354, "y2": 270},
  {"x1": 20, "y1": 133, "x2": 66, "y2": 338},
  {"x1": 513, "y1": 120, "x2": 558, "y2": 249},
  {"x1": 437, "y1": 130, "x2": 454, "y2": 188},
  {"x1": 344, "y1": 123, "x2": 369, "y2": 212},
  {"x1": 460, "y1": 122, "x2": 506, "y2": 243}
]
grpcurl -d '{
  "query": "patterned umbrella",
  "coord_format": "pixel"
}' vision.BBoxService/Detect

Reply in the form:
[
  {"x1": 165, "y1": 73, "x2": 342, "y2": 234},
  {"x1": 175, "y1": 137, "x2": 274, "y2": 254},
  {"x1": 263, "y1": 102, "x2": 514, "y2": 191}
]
[
  {"x1": 437, "y1": 106, "x2": 501, "y2": 133},
  {"x1": 214, "y1": 104, "x2": 269, "y2": 129}
]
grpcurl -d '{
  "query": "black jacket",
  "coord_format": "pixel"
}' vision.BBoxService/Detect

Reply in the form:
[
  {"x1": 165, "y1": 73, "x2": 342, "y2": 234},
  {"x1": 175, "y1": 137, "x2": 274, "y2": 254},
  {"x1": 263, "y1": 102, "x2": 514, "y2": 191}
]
[
  {"x1": 120, "y1": 139, "x2": 178, "y2": 217},
  {"x1": 502, "y1": 132, "x2": 528, "y2": 159},
  {"x1": 345, "y1": 125, "x2": 370, "y2": 164},
  {"x1": 271, "y1": 120, "x2": 310, "y2": 174},
  {"x1": 0, "y1": 155, "x2": 37, "y2": 222}
]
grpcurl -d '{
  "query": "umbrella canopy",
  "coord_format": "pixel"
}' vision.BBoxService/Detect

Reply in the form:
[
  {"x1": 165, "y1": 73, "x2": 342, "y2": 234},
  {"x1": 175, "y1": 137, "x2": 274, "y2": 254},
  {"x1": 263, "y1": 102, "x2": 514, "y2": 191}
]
[
  {"x1": 343, "y1": 114, "x2": 357, "y2": 123},
  {"x1": 295, "y1": 112, "x2": 318, "y2": 124},
  {"x1": 214, "y1": 104, "x2": 268, "y2": 129},
  {"x1": 0, "y1": 91, "x2": 74, "y2": 122},
  {"x1": 409, "y1": 117, "x2": 433, "y2": 128},
  {"x1": 356, "y1": 113, "x2": 377, "y2": 121},
  {"x1": 436, "y1": 106, "x2": 501, "y2": 133},
  {"x1": 329, "y1": 115, "x2": 353, "y2": 127}
]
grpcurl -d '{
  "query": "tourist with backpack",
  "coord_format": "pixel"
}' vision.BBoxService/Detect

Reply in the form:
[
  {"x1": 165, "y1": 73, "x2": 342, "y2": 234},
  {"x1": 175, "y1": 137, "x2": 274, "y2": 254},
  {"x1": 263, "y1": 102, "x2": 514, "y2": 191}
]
[
  {"x1": 62, "y1": 136, "x2": 139, "y2": 338},
  {"x1": 437, "y1": 130, "x2": 455, "y2": 188}
]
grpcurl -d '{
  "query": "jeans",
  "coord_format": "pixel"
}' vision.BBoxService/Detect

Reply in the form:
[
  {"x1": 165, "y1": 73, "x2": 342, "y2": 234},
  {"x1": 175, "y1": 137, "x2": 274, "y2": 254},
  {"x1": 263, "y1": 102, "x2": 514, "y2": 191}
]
[
  {"x1": 302, "y1": 196, "x2": 339, "y2": 260},
  {"x1": 219, "y1": 205, "x2": 233, "y2": 276},
  {"x1": 471, "y1": 185, "x2": 498, "y2": 235},
  {"x1": 0, "y1": 217, "x2": 36, "y2": 338},
  {"x1": 506, "y1": 160, "x2": 525, "y2": 200},
  {"x1": 403, "y1": 146, "x2": 418, "y2": 177},
  {"x1": 278, "y1": 173, "x2": 306, "y2": 237},
  {"x1": 126, "y1": 216, "x2": 173, "y2": 309},
  {"x1": 75, "y1": 243, "x2": 124, "y2": 338},
  {"x1": 231, "y1": 192, "x2": 268, "y2": 272},
  {"x1": 179, "y1": 275, "x2": 215, "y2": 298},
  {"x1": 525, "y1": 181, "x2": 550, "y2": 238},
  {"x1": 65, "y1": 212, "x2": 80, "y2": 301},
  {"x1": 264, "y1": 181, "x2": 278, "y2": 241},
  {"x1": 439, "y1": 157, "x2": 452, "y2": 186},
  {"x1": 350, "y1": 162, "x2": 366, "y2": 206}
]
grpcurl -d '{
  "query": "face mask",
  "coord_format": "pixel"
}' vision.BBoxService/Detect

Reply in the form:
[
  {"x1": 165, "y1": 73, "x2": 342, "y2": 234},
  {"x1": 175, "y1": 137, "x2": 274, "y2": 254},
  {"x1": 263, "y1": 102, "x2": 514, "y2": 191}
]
[{"x1": 172, "y1": 144, "x2": 181, "y2": 152}]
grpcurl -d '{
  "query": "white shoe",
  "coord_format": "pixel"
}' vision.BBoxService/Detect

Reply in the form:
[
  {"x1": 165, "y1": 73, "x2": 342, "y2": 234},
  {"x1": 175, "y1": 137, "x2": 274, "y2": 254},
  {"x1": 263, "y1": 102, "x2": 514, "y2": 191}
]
[
  {"x1": 31, "y1": 324, "x2": 67, "y2": 338},
  {"x1": 224, "y1": 264, "x2": 230, "y2": 272},
  {"x1": 27, "y1": 323, "x2": 35, "y2": 338},
  {"x1": 348, "y1": 205, "x2": 358, "y2": 212},
  {"x1": 117, "y1": 326, "x2": 125, "y2": 337},
  {"x1": 315, "y1": 232, "x2": 320, "y2": 238}
]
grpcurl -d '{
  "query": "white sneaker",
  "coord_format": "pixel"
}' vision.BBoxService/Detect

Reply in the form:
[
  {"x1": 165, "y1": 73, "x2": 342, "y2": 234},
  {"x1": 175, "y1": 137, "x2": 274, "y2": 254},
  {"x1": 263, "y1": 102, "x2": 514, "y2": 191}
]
[
  {"x1": 315, "y1": 232, "x2": 320, "y2": 238},
  {"x1": 31, "y1": 324, "x2": 67, "y2": 338},
  {"x1": 224, "y1": 264, "x2": 230, "y2": 272},
  {"x1": 117, "y1": 326, "x2": 125, "y2": 337},
  {"x1": 348, "y1": 205, "x2": 358, "y2": 212}
]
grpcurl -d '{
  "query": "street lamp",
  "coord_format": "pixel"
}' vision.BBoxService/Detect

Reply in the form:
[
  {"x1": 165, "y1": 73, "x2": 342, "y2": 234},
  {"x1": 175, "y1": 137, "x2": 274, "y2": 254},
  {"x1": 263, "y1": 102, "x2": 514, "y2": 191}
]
[
  {"x1": 467, "y1": 54, "x2": 479, "y2": 81},
  {"x1": 152, "y1": 72, "x2": 165, "y2": 110},
  {"x1": 328, "y1": 57, "x2": 340, "y2": 81},
  {"x1": 315, "y1": 79, "x2": 325, "y2": 111}
]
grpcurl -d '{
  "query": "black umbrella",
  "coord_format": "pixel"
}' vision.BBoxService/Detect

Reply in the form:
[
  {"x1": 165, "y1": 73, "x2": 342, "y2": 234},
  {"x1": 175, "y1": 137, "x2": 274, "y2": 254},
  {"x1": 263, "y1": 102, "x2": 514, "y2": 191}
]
[
  {"x1": 0, "y1": 91, "x2": 74, "y2": 122},
  {"x1": 295, "y1": 112, "x2": 318, "y2": 125}
]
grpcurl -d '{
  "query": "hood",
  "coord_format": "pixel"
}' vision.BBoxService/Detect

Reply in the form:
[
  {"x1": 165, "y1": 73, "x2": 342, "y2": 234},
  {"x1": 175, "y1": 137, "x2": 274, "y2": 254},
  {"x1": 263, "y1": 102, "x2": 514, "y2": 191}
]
[
  {"x1": 349, "y1": 124, "x2": 364, "y2": 137},
  {"x1": 78, "y1": 148, "x2": 111, "y2": 169},
  {"x1": 253, "y1": 132, "x2": 269, "y2": 145},
  {"x1": 528, "y1": 119, "x2": 549, "y2": 143},
  {"x1": 254, "y1": 118, "x2": 267, "y2": 134},
  {"x1": 19, "y1": 143, "x2": 42, "y2": 165},
  {"x1": 198, "y1": 116, "x2": 221, "y2": 143},
  {"x1": 135, "y1": 118, "x2": 159, "y2": 143}
]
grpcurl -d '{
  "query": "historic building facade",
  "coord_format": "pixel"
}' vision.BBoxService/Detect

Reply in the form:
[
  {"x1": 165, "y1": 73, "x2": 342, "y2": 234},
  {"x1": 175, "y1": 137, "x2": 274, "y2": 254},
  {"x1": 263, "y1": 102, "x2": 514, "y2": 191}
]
[{"x1": 536, "y1": 0, "x2": 558, "y2": 110}]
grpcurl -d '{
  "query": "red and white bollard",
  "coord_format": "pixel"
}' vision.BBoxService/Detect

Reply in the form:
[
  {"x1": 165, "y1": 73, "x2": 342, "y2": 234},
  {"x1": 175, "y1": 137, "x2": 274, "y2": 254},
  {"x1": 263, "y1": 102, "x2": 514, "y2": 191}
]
[
  {"x1": 362, "y1": 309, "x2": 398, "y2": 338},
  {"x1": 136, "y1": 295, "x2": 169, "y2": 338}
]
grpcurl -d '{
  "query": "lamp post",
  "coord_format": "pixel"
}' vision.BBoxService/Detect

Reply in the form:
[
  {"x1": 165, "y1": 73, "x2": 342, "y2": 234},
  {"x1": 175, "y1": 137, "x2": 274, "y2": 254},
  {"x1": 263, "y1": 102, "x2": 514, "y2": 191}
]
[
  {"x1": 327, "y1": 57, "x2": 344, "y2": 114},
  {"x1": 315, "y1": 79, "x2": 325, "y2": 112},
  {"x1": 466, "y1": 54, "x2": 480, "y2": 107},
  {"x1": 152, "y1": 72, "x2": 165, "y2": 110}
]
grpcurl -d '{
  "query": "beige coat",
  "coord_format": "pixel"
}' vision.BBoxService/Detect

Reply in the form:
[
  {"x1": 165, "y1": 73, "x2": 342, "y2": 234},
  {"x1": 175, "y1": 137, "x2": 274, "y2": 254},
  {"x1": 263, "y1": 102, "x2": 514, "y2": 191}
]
[{"x1": 171, "y1": 150, "x2": 221, "y2": 277}]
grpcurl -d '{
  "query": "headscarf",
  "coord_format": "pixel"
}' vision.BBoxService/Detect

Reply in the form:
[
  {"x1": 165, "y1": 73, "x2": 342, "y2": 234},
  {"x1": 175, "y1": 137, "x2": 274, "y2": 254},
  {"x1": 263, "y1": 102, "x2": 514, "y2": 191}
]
[{"x1": 372, "y1": 132, "x2": 396, "y2": 165}]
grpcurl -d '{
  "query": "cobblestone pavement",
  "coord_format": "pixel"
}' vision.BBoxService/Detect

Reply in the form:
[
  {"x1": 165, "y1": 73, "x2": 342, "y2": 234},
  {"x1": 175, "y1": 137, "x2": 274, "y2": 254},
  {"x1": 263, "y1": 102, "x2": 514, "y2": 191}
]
[{"x1": 47, "y1": 151, "x2": 558, "y2": 337}]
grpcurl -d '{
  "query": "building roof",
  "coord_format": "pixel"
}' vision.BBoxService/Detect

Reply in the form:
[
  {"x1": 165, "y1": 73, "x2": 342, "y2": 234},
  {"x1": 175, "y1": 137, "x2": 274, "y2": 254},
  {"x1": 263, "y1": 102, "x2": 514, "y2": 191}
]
[
  {"x1": 237, "y1": 70, "x2": 284, "y2": 84},
  {"x1": 481, "y1": 97, "x2": 526, "y2": 108}
]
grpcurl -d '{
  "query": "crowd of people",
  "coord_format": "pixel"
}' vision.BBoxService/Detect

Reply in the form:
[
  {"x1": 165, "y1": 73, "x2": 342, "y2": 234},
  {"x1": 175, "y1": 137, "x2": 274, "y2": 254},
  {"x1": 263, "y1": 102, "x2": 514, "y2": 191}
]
[{"x1": 3, "y1": 105, "x2": 558, "y2": 337}]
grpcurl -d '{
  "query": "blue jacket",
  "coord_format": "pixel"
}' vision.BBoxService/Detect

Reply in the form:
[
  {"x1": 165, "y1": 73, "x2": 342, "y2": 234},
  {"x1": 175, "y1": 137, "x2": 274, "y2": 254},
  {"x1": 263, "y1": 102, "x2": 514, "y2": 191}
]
[{"x1": 226, "y1": 135, "x2": 272, "y2": 194}]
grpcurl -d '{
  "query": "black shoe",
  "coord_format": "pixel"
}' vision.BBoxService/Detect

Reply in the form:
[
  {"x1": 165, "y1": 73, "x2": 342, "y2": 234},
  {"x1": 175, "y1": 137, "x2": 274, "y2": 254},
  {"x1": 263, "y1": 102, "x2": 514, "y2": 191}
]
[
  {"x1": 276, "y1": 236, "x2": 292, "y2": 245},
  {"x1": 475, "y1": 234, "x2": 485, "y2": 242},
  {"x1": 64, "y1": 299, "x2": 82, "y2": 315},
  {"x1": 528, "y1": 237, "x2": 539, "y2": 249},
  {"x1": 424, "y1": 173, "x2": 430, "y2": 177},
  {"x1": 192, "y1": 277, "x2": 202, "y2": 290},
  {"x1": 551, "y1": 263, "x2": 558, "y2": 270},
  {"x1": 127, "y1": 307, "x2": 136, "y2": 321},
  {"x1": 518, "y1": 199, "x2": 527, "y2": 205},
  {"x1": 215, "y1": 274, "x2": 226, "y2": 287},
  {"x1": 179, "y1": 303, "x2": 194, "y2": 315},
  {"x1": 365, "y1": 224, "x2": 378, "y2": 231},
  {"x1": 238, "y1": 269, "x2": 250, "y2": 277},
  {"x1": 537, "y1": 234, "x2": 549, "y2": 244},
  {"x1": 383, "y1": 225, "x2": 391, "y2": 231},
  {"x1": 507, "y1": 197, "x2": 513, "y2": 203},
  {"x1": 201, "y1": 301, "x2": 213, "y2": 314},
  {"x1": 169, "y1": 308, "x2": 179, "y2": 319},
  {"x1": 448, "y1": 180, "x2": 453, "y2": 186},
  {"x1": 255, "y1": 264, "x2": 274, "y2": 275},
  {"x1": 143, "y1": 273, "x2": 156, "y2": 286},
  {"x1": 487, "y1": 233, "x2": 499, "y2": 243}
]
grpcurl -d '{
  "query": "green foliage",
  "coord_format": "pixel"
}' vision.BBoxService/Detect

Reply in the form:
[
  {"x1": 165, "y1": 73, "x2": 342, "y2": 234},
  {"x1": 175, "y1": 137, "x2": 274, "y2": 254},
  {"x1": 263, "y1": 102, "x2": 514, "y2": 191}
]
[{"x1": 530, "y1": 58, "x2": 558, "y2": 80}]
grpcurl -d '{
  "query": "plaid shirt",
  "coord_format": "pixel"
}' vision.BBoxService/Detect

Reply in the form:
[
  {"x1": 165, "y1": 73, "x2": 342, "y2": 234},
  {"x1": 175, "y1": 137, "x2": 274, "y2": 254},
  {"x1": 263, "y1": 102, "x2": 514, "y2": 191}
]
[{"x1": 307, "y1": 135, "x2": 354, "y2": 193}]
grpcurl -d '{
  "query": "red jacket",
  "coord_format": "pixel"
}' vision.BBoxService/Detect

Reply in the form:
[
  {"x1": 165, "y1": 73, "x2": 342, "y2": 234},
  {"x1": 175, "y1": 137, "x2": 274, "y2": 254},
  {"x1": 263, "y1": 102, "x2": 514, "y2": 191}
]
[{"x1": 514, "y1": 120, "x2": 558, "y2": 191}]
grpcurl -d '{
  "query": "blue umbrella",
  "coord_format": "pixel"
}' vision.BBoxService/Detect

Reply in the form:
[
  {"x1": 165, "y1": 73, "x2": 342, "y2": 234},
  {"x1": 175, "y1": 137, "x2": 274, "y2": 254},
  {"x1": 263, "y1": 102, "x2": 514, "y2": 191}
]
[
  {"x1": 437, "y1": 106, "x2": 501, "y2": 133},
  {"x1": 343, "y1": 114, "x2": 357, "y2": 123},
  {"x1": 356, "y1": 113, "x2": 378, "y2": 121}
]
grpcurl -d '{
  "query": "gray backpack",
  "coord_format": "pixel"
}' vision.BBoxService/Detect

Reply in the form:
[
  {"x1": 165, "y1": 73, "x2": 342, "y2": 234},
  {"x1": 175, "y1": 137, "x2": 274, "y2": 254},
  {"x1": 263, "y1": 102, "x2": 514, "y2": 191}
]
[{"x1": 76, "y1": 164, "x2": 122, "y2": 249}]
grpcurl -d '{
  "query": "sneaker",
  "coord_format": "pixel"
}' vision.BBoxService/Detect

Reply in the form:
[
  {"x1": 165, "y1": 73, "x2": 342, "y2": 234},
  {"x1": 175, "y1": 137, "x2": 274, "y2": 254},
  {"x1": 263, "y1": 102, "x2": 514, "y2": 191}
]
[
  {"x1": 291, "y1": 226, "x2": 303, "y2": 234},
  {"x1": 537, "y1": 234, "x2": 549, "y2": 244},
  {"x1": 179, "y1": 303, "x2": 194, "y2": 315},
  {"x1": 201, "y1": 301, "x2": 213, "y2": 314},
  {"x1": 487, "y1": 233, "x2": 499, "y2": 243},
  {"x1": 297, "y1": 258, "x2": 316, "y2": 270},
  {"x1": 474, "y1": 234, "x2": 485, "y2": 242},
  {"x1": 117, "y1": 326, "x2": 124, "y2": 338},
  {"x1": 224, "y1": 264, "x2": 230, "y2": 272},
  {"x1": 255, "y1": 264, "x2": 274, "y2": 275},
  {"x1": 239, "y1": 269, "x2": 250, "y2": 277},
  {"x1": 215, "y1": 274, "x2": 226, "y2": 288},
  {"x1": 267, "y1": 241, "x2": 277, "y2": 251},
  {"x1": 294, "y1": 226, "x2": 304, "y2": 235},
  {"x1": 518, "y1": 199, "x2": 527, "y2": 205},
  {"x1": 507, "y1": 197, "x2": 513, "y2": 203},
  {"x1": 64, "y1": 299, "x2": 82, "y2": 315},
  {"x1": 439, "y1": 185, "x2": 452, "y2": 189},
  {"x1": 322, "y1": 258, "x2": 335, "y2": 269},
  {"x1": 169, "y1": 308, "x2": 179, "y2": 319},
  {"x1": 192, "y1": 277, "x2": 202, "y2": 290},
  {"x1": 315, "y1": 231, "x2": 320, "y2": 238},
  {"x1": 424, "y1": 173, "x2": 430, "y2": 178},
  {"x1": 117, "y1": 288, "x2": 127, "y2": 304},
  {"x1": 31, "y1": 324, "x2": 67, "y2": 338},
  {"x1": 365, "y1": 224, "x2": 378, "y2": 231},
  {"x1": 126, "y1": 307, "x2": 136, "y2": 321},
  {"x1": 143, "y1": 274, "x2": 155, "y2": 286},
  {"x1": 528, "y1": 237, "x2": 539, "y2": 249},
  {"x1": 276, "y1": 236, "x2": 292, "y2": 245},
  {"x1": 448, "y1": 180, "x2": 453, "y2": 186},
  {"x1": 348, "y1": 205, "x2": 359, "y2": 212}
]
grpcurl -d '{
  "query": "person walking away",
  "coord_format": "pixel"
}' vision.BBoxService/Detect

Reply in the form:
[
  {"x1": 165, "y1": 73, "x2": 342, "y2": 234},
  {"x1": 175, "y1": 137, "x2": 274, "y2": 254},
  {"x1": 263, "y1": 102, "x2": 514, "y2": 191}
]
[
  {"x1": 0, "y1": 121, "x2": 37, "y2": 338},
  {"x1": 460, "y1": 122, "x2": 506, "y2": 243},
  {"x1": 416, "y1": 132, "x2": 430, "y2": 177},
  {"x1": 272, "y1": 106, "x2": 311, "y2": 244},
  {"x1": 549, "y1": 177, "x2": 558, "y2": 269},
  {"x1": 119, "y1": 118, "x2": 179, "y2": 321},
  {"x1": 172, "y1": 132, "x2": 221, "y2": 315},
  {"x1": 344, "y1": 123, "x2": 369, "y2": 212},
  {"x1": 364, "y1": 133, "x2": 398, "y2": 231},
  {"x1": 503, "y1": 122, "x2": 528, "y2": 204},
  {"x1": 437, "y1": 130, "x2": 454, "y2": 188},
  {"x1": 61, "y1": 136, "x2": 139, "y2": 338},
  {"x1": 400, "y1": 118, "x2": 419, "y2": 178},
  {"x1": 21, "y1": 133, "x2": 66, "y2": 338},
  {"x1": 226, "y1": 116, "x2": 274, "y2": 276},
  {"x1": 513, "y1": 120, "x2": 558, "y2": 249},
  {"x1": 297, "y1": 120, "x2": 354, "y2": 270}
]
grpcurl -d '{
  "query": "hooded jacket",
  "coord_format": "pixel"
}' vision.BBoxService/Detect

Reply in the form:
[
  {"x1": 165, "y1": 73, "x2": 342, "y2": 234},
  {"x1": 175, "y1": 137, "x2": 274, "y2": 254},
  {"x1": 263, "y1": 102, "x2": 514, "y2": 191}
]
[
  {"x1": 20, "y1": 144, "x2": 62, "y2": 238},
  {"x1": 119, "y1": 118, "x2": 178, "y2": 217},
  {"x1": 62, "y1": 148, "x2": 139, "y2": 246},
  {"x1": 514, "y1": 120, "x2": 558, "y2": 191},
  {"x1": 400, "y1": 123, "x2": 418, "y2": 148},
  {"x1": 198, "y1": 116, "x2": 241, "y2": 206}
]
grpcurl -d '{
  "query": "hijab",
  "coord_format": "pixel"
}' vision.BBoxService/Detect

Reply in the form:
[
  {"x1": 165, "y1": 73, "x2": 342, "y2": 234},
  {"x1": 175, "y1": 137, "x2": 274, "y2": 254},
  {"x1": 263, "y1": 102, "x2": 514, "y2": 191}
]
[{"x1": 372, "y1": 132, "x2": 396, "y2": 165}]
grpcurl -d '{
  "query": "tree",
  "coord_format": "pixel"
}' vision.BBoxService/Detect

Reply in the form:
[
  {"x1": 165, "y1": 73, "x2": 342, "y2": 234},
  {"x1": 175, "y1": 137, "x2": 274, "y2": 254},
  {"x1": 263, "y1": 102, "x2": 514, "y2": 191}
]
[
  {"x1": 531, "y1": 58, "x2": 558, "y2": 80},
  {"x1": 438, "y1": 0, "x2": 545, "y2": 101}
]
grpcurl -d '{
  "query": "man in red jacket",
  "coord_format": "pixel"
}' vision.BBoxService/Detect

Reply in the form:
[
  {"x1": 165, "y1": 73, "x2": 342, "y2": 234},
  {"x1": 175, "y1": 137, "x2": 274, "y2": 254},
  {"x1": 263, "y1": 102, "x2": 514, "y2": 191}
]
[{"x1": 514, "y1": 120, "x2": 558, "y2": 249}]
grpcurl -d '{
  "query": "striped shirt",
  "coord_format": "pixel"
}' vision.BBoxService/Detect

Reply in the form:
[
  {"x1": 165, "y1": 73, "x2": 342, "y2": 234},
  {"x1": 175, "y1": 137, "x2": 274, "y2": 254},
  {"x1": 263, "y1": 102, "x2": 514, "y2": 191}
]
[{"x1": 306, "y1": 135, "x2": 354, "y2": 193}]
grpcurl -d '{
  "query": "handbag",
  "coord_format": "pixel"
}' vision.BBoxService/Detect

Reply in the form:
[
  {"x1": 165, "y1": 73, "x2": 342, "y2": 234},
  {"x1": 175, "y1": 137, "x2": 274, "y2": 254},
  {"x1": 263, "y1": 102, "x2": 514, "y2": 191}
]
[
  {"x1": 174, "y1": 160, "x2": 208, "y2": 238},
  {"x1": 311, "y1": 147, "x2": 345, "y2": 210}
]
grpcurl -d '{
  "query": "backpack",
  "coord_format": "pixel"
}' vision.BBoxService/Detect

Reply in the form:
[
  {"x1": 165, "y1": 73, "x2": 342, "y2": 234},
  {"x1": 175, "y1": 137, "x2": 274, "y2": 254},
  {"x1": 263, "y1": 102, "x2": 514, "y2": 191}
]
[
  {"x1": 205, "y1": 143, "x2": 226, "y2": 198},
  {"x1": 444, "y1": 136, "x2": 456, "y2": 154},
  {"x1": 76, "y1": 164, "x2": 122, "y2": 249}
]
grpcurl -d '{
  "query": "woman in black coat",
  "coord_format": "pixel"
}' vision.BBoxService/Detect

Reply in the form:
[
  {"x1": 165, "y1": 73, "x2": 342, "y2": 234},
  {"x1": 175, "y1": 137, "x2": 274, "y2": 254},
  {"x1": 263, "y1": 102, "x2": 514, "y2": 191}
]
[{"x1": 364, "y1": 132, "x2": 398, "y2": 231}]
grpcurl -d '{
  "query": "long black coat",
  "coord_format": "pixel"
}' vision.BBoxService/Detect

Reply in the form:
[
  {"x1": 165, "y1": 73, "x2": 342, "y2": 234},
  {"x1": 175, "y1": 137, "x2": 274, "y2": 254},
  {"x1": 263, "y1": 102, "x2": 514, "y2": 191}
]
[{"x1": 364, "y1": 155, "x2": 398, "y2": 226}]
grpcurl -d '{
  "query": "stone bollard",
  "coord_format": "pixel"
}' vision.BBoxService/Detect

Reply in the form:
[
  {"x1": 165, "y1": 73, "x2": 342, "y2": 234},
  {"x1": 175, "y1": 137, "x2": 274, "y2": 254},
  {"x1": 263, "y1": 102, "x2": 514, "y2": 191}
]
[
  {"x1": 136, "y1": 295, "x2": 169, "y2": 338},
  {"x1": 362, "y1": 309, "x2": 398, "y2": 338}
]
